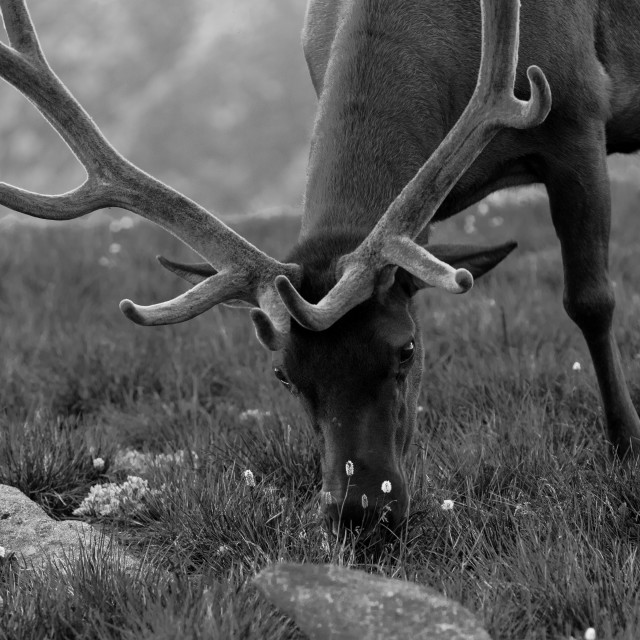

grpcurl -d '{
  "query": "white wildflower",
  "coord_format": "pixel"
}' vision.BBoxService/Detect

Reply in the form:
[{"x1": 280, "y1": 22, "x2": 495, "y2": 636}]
[
  {"x1": 464, "y1": 214, "x2": 476, "y2": 234},
  {"x1": 441, "y1": 499, "x2": 455, "y2": 511},
  {"x1": 73, "y1": 476, "x2": 160, "y2": 518},
  {"x1": 320, "y1": 531, "x2": 331, "y2": 555},
  {"x1": 514, "y1": 502, "x2": 533, "y2": 517},
  {"x1": 113, "y1": 449, "x2": 150, "y2": 473},
  {"x1": 490, "y1": 216, "x2": 504, "y2": 227},
  {"x1": 109, "y1": 216, "x2": 135, "y2": 233},
  {"x1": 381, "y1": 480, "x2": 392, "y2": 494},
  {"x1": 98, "y1": 256, "x2": 111, "y2": 267},
  {"x1": 243, "y1": 469, "x2": 256, "y2": 487},
  {"x1": 92, "y1": 457, "x2": 105, "y2": 471},
  {"x1": 239, "y1": 409, "x2": 271, "y2": 424},
  {"x1": 478, "y1": 202, "x2": 490, "y2": 216},
  {"x1": 113, "y1": 448, "x2": 199, "y2": 473},
  {"x1": 0, "y1": 546, "x2": 5, "y2": 558},
  {"x1": 572, "y1": 361, "x2": 581, "y2": 371},
  {"x1": 584, "y1": 628, "x2": 596, "y2": 640},
  {"x1": 345, "y1": 460, "x2": 354, "y2": 477},
  {"x1": 361, "y1": 494, "x2": 368, "y2": 509},
  {"x1": 109, "y1": 243, "x2": 121, "y2": 254}
]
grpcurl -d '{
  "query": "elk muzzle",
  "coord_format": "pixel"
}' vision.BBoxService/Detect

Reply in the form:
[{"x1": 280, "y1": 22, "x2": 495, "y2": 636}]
[{"x1": 321, "y1": 463, "x2": 408, "y2": 536}]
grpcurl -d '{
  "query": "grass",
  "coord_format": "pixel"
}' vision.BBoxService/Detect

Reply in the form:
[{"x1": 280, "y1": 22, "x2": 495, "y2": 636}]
[{"x1": 2, "y1": 175, "x2": 640, "y2": 639}]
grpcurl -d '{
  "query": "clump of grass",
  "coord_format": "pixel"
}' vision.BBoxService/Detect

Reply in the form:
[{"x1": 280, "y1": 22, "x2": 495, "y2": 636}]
[
  {"x1": 0, "y1": 539, "x2": 302, "y2": 640},
  {"x1": 4, "y1": 205, "x2": 640, "y2": 637},
  {"x1": 0, "y1": 414, "x2": 115, "y2": 519}
]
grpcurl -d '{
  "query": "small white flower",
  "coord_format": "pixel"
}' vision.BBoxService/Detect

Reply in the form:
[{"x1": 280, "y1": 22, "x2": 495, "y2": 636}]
[
  {"x1": 345, "y1": 460, "x2": 354, "y2": 477},
  {"x1": 464, "y1": 214, "x2": 476, "y2": 234},
  {"x1": 243, "y1": 469, "x2": 256, "y2": 487},
  {"x1": 361, "y1": 494, "x2": 368, "y2": 509},
  {"x1": 417, "y1": 405, "x2": 425, "y2": 413},
  {"x1": 72, "y1": 476, "x2": 160, "y2": 518},
  {"x1": 441, "y1": 499, "x2": 455, "y2": 511},
  {"x1": 98, "y1": 256, "x2": 111, "y2": 267},
  {"x1": 572, "y1": 361, "x2": 581, "y2": 371},
  {"x1": 514, "y1": 502, "x2": 533, "y2": 517},
  {"x1": 109, "y1": 216, "x2": 135, "y2": 233},
  {"x1": 92, "y1": 457, "x2": 105, "y2": 471},
  {"x1": 584, "y1": 628, "x2": 596, "y2": 640},
  {"x1": 381, "y1": 480, "x2": 392, "y2": 494},
  {"x1": 0, "y1": 546, "x2": 6, "y2": 558},
  {"x1": 322, "y1": 491, "x2": 334, "y2": 506},
  {"x1": 478, "y1": 202, "x2": 490, "y2": 216},
  {"x1": 320, "y1": 531, "x2": 331, "y2": 555},
  {"x1": 239, "y1": 409, "x2": 271, "y2": 424},
  {"x1": 109, "y1": 242, "x2": 121, "y2": 254}
]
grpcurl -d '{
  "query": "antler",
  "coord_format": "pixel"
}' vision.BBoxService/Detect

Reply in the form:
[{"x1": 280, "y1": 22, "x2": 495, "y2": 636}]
[
  {"x1": 0, "y1": 0, "x2": 300, "y2": 335},
  {"x1": 276, "y1": 0, "x2": 552, "y2": 331}
]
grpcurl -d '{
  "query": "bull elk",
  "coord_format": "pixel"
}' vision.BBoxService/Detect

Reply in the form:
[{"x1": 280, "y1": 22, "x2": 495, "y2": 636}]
[{"x1": 0, "y1": 0, "x2": 637, "y2": 535}]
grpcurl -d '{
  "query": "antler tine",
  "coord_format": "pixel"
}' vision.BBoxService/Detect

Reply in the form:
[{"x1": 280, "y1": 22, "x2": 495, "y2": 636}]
[
  {"x1": 277, "y1": 0, "x2": 551, "y2": 331},
  {"x1": 120, "y1": 272, "x2": 245, "y2": 326},
  {"x1": 0, "y1": 0, "x2": 44, "y2": 63},
  {"x1": 275, "y1": 264, "x2": 372, "y2": 331},
  {"x1": 0, "y1": 0, "x2": 301, "y2": 328}
]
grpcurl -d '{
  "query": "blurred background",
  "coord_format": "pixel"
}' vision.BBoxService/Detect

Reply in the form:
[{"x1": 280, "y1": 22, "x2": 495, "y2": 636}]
[
  {"x1": 1, "y1": 0, "x2": 640, "y2": 251},
  {"x1": 0, "y1": 0, "x2": 640, "y2": 246},
  {"x1": 0, "y1": 0, "x2": 315, "y2": 219}
]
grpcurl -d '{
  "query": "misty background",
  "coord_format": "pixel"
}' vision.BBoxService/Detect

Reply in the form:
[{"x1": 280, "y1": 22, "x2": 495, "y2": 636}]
[
  {"x1": 0, "y1": 0, "x2": 315, "y2": 219},
  {"x1": 0, "y1": 0, "x2": 639, "y2": 237}
]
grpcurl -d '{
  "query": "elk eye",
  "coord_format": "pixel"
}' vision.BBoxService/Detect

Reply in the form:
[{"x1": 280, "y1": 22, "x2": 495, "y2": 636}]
[
  {"x1": 273, "y1": 367, "x2": 291, "y2": 388},
  {"x1": 399, "y1": 340, "x2": 415, "y2": 364}
]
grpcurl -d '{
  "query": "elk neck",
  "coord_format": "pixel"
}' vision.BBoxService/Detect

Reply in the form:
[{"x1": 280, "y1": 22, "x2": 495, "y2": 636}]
[{"x1": 300, "y1": 0, "x2": 482, "y2": 245}]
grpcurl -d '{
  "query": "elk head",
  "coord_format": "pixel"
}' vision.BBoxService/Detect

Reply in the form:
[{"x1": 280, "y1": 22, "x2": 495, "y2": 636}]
[{"x1": 0, "y1": 0, "x2": 550, "y2": 536}]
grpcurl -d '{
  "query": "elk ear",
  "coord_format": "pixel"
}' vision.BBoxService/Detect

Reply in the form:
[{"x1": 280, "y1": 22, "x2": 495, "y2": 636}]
[
  {"x1": 157, "y1": 255, "x2": 218, "y2": 284},
  {"x1": 250, "y1": 308, "x2": 284, "y2": 351},
  {"x1": 396, "y1": 240, "x2": 517, "y2": 295},
  {"x1": 425, "y1": 240, "x2": 517, "y2": 279}
]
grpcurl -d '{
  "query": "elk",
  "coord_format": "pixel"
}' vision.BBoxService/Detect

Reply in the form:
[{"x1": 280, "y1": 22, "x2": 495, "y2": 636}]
[{"x1": 0, "y1": 0, "x2": 636, "y2": 535}]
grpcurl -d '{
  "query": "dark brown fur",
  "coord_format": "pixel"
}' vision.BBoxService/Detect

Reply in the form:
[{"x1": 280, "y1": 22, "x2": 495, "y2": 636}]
[{"x1": 275, "y1": 0, "x2": 640, "y2": 533}]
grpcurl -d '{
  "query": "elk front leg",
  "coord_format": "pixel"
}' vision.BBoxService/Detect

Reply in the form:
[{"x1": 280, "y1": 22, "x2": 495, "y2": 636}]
[{"x1": 544, "y1": 122, "x2": 640, "y2": 458}]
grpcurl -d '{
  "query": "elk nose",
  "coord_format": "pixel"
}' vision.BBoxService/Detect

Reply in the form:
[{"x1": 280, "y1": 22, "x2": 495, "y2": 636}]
[{"x1": 323, "y1": 486, "x2": 406, "y2": 536}]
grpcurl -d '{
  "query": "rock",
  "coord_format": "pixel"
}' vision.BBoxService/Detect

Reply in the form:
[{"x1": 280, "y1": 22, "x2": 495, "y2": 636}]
[
  {"x1": 0, "y1": 484, "x2": 139, "y2": 573},
  {"x1": 254, "y1": 563, "x2": 490, "y2": 640}
]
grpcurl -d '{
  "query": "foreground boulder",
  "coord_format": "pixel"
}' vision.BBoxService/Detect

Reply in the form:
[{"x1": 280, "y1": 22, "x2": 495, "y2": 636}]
[
  {"x1": 0, "y1": 484, "x2": 139, "y2": 572},
  {"x1": 254, "y1": 563, "x2": 490, "y2": 640}
]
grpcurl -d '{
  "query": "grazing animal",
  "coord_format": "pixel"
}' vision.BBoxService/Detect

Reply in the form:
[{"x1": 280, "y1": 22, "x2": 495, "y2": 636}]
[{"x1": 0, "y1": 0, "x2": 638, "y2": 535}]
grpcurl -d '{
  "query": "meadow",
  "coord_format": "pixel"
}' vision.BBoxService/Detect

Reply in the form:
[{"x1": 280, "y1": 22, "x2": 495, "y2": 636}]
[{"x1": 2, "y1": 171, "x2": 640, "y2": 639}]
